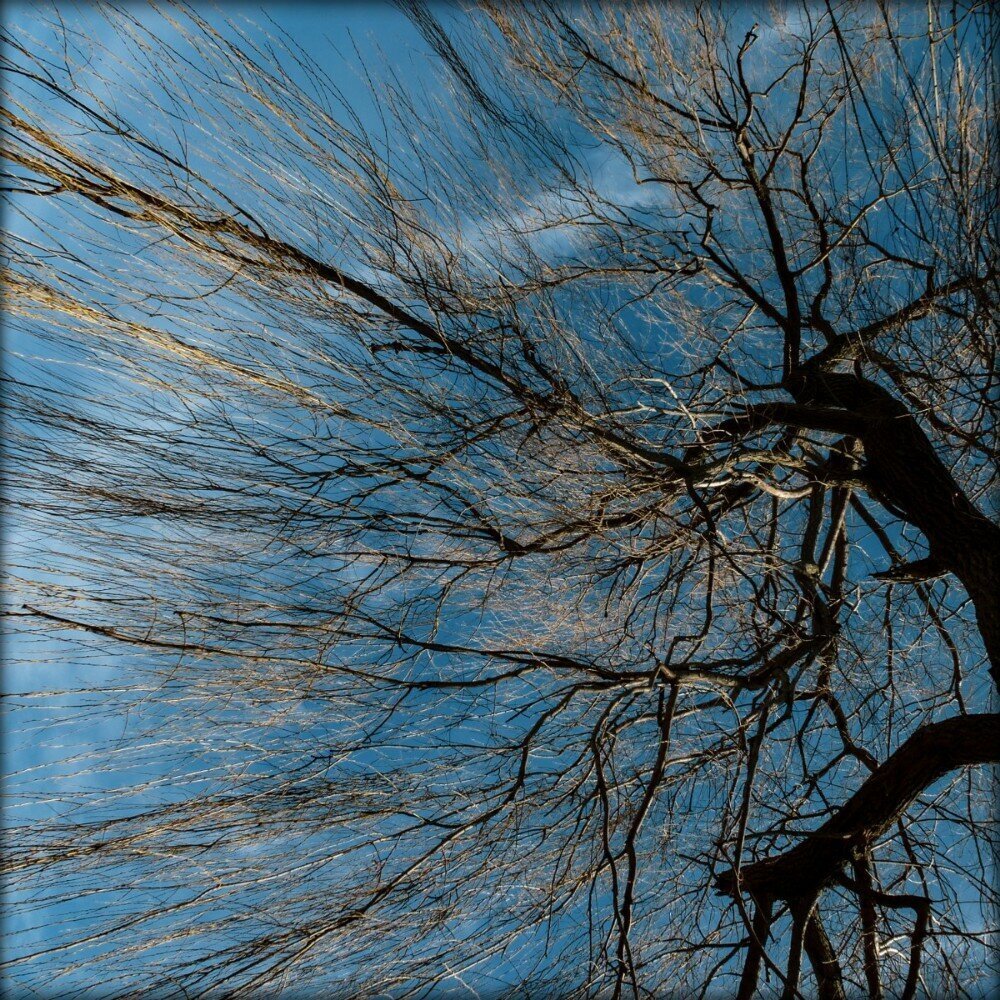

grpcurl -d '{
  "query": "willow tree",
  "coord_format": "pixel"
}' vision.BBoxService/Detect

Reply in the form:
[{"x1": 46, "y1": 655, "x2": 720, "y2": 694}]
[{"x1": 3, "y1": 2, "x2": 997, "y2": 997}]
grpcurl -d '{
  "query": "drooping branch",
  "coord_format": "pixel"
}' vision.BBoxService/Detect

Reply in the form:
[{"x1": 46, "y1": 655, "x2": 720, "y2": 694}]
[
  {"x1": 715, "y1": 713, "x2": 1000, "y2": 899},
  {"x1": 3, "y1": 103, "x2": 701, "y2": 477}
]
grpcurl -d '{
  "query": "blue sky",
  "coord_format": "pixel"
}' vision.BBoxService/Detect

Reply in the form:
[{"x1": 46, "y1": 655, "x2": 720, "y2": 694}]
[
  {"x1": 1, "y1": 0, "x2": 439, "y2": 985},
  {"x1": 2, "y1": 2, "x2": 996, "y2": 997},
  {"x1": 2, "y1": 9, "x2": 648, "y2": 995}
]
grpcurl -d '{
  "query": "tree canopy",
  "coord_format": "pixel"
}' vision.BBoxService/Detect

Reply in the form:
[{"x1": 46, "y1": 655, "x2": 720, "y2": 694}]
[{"x1": 3, "y1": 2, "x2": 998, "y2": 997}]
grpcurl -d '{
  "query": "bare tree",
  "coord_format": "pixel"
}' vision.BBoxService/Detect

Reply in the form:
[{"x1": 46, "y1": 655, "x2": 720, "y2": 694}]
[{"x1": 2, "y1": 2, "x2": 997, "y2": 997}]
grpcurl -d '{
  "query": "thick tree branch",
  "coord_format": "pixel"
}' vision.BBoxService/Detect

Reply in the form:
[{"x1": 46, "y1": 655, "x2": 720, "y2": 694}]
[
  {"x1": 789, "y1": 369, "x2": 1000, "y2": 685},
  {"x1": 808, "y1": 271, "x2": 996, "y2": 369},
  {"x1": 803, "y1": 906, "x2": 846, "y2": 1000},
  {"x1": 715, "y1": 713, "x2": 1000, "y2": 899}
]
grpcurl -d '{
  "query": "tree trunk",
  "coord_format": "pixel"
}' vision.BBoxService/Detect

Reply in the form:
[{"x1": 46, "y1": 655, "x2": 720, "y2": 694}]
[{"x1": 792, "y1": 369, "x2": 1000, "y2": 688}]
